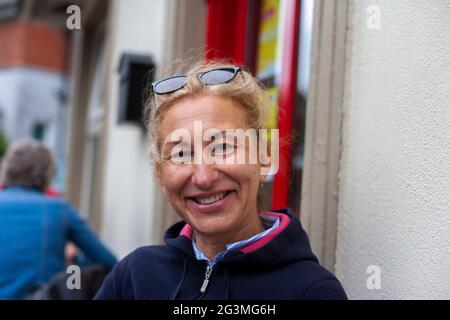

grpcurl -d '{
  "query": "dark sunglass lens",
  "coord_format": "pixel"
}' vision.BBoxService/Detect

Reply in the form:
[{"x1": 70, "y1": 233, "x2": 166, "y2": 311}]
[
  {"x1": 200, "y1": 69, "x2": 236, "y2": 85},
  {"x1": 154, "y1": 76, "x2": 187, "y2": 94}
]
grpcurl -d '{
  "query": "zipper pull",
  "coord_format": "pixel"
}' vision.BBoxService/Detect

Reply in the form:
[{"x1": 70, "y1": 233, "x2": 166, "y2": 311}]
[{"x1": 200, "y1": 265, "x2": 213, "y2": 293}]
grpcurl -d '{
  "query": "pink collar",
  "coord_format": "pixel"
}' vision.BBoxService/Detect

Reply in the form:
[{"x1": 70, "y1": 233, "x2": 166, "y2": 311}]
[{"x1": 179, "y1": 212, "x2": 291, "y2": 254}]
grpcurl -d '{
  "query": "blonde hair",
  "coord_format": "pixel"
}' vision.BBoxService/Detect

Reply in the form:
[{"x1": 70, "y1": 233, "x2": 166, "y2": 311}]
[{"x1": 143, "y1": 61, "x2": 270, "y2": 163}]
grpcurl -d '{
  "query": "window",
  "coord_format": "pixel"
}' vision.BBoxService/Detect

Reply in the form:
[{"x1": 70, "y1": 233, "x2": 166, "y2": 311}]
[{"x1": 31, "y1": 122, "x2": 47, "y2": 141}]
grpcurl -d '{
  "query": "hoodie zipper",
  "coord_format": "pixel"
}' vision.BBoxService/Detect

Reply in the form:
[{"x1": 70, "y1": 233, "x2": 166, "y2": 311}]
[{"x1": 200, "y1": 264, "x2": 213, "y2": 293}]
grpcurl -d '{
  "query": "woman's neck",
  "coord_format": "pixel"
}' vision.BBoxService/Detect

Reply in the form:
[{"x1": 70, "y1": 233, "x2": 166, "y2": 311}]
[{"x1": 194, "y1": 214, "x2": 265, "y2": 261}]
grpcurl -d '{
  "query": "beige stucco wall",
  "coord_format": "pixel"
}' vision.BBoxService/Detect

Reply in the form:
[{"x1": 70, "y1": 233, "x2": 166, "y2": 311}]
[{"x1": 335, "y1": 0, "x2": 450, "y2": 299}]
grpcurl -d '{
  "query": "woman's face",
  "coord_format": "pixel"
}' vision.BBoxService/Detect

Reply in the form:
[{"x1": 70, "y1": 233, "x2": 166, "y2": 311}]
[{"x1": 156, "y1": 95, "x2": 267, "y2": 240}]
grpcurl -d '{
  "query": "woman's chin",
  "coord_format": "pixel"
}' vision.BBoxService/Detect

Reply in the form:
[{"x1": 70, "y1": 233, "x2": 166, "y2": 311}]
[
  {"x1": 192, "y1": 223, "x2": 235, "y2": 238},
  {"x1": 188, "y1": 214, "x2": 237, "y2": 236}
]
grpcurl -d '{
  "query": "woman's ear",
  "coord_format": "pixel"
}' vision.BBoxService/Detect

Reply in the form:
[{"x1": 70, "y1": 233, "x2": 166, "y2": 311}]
[
  {"x1": 154, "y1": 162, "x2": 163, "y2": 185},
  {"x1": 258, "y1": 144, "x2": 272, "y2": 182},
  {"x1": 259, "y1": 163, "x2": 270, "y2": 183},
  {"x1": 155, "y1": 162, "x2": 168, "y2": 198},
  {"x1": 257, "y1": 131, "x2": 275, "y2": 181}
]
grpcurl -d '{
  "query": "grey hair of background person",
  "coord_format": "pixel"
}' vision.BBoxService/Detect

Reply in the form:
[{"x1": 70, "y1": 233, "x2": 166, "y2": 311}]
[{"x1": 0, "y1": 140, "x2": 56, "y2": 191}]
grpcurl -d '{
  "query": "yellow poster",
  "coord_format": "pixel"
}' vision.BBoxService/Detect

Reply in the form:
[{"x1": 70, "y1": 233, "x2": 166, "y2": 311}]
[
  {"x1": 256, "y1": 0, "x2": 279, "y2": 79},
  {"x1": 263, "y1": 87, "x2": 279, "y2": 130}
]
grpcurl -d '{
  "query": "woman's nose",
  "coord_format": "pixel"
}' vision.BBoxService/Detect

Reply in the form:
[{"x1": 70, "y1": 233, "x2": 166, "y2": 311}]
[{"x1": 191, "y1": 163, "x2": 219, "y2": 189}]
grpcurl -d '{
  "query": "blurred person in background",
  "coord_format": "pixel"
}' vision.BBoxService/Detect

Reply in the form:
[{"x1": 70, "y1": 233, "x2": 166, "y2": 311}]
[
  {"x1": 95, "y1": 62, "x2": 347, "y2": 300},
  {"x1": 0, "y1": 129, "x2": 59, "y2": 197},
  {"x1": 0, "y1": 140, "x2": 117, "y2": 299}
]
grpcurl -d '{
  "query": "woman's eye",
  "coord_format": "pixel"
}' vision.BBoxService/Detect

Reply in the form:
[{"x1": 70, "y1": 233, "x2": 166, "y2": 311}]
[
  {"x1": 215, "y1": 143, "x2": 234, "y2": 154},
  {"x1": 170, "y1": 149, "x2": 192, "y2": 163}
]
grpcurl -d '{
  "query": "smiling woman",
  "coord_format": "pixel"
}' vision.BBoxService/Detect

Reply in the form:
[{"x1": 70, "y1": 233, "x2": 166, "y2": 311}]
[
  {"x1": 94, "y1": 62, "x2": 347, "y2": 300},
  {"x1": 156, "y1": 95, "x2": 267, "y2": 260}
]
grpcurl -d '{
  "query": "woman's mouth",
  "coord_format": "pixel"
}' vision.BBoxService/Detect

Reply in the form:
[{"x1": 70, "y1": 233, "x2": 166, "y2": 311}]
[
  {"x1": 194, "y1": 191, "x2": 228, "y2": 204},
  {"x1": 186, "y1": 191, "x2": 233, "y2": 213}
]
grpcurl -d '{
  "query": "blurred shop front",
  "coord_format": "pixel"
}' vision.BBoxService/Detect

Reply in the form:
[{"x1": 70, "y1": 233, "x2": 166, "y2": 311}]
[
  {"x1": 205, "y1": 0, "x2": 314, "y2": 216},
  {"x1": 0, "y1": 7, "x2": 71, "y2": 193}
]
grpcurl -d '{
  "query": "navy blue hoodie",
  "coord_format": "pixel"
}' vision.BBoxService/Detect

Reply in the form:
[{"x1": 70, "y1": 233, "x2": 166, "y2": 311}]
[{"x1": 95, "y1": 208, "x2": 347, "y2": 300}]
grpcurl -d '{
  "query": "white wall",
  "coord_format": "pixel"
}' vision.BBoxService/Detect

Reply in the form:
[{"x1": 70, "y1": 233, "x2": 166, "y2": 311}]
[
  {"x1": 0, "y1": 68, "x2": 66, "y2": 143},
  {"x1": 101, "y1": 0, "x2": 169, "y2": 258},
  {"x1": 335, "y1": 1, "x2": 450, "y2": 299},
  {"x1": 0, "y1": 67, "x2": 69, "y2": 191}
]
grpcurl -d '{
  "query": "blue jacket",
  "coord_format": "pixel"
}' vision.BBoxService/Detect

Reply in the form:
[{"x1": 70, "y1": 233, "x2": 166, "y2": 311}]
[
  {"x1": 95, "y1": 208, "x2": 347, "y2": 300},
  {"x1": 0, "y1": 186, "x2": 117, "y2": 299}
]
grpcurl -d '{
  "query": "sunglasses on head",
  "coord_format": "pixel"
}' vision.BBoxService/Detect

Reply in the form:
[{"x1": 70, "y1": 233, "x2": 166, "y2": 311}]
[{"x1": 152, "y1": 66, "x2": 241, "y2": 95}]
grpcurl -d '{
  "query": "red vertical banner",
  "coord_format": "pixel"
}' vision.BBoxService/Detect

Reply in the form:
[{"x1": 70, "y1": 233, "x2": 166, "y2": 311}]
[
  {"x1": 205, "y1": 0, "x2": 249, "y2": 65},
  {"x1": 272, "y1": 0, "x2": 301, "y2": 209}
]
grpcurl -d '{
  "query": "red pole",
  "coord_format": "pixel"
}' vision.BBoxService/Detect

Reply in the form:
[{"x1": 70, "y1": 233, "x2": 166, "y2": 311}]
[
  {"x1": 272, "y1": 0, "x2": 301, "y2": 209},
  {"x1": 205, "y1": 0, "x2": 248, "y2": 65}
]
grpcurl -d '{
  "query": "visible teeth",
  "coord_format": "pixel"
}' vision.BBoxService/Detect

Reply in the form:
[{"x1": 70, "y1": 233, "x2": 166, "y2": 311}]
[{"x1": 196, "y1": 192, "x2": 226, "y2": 205}]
